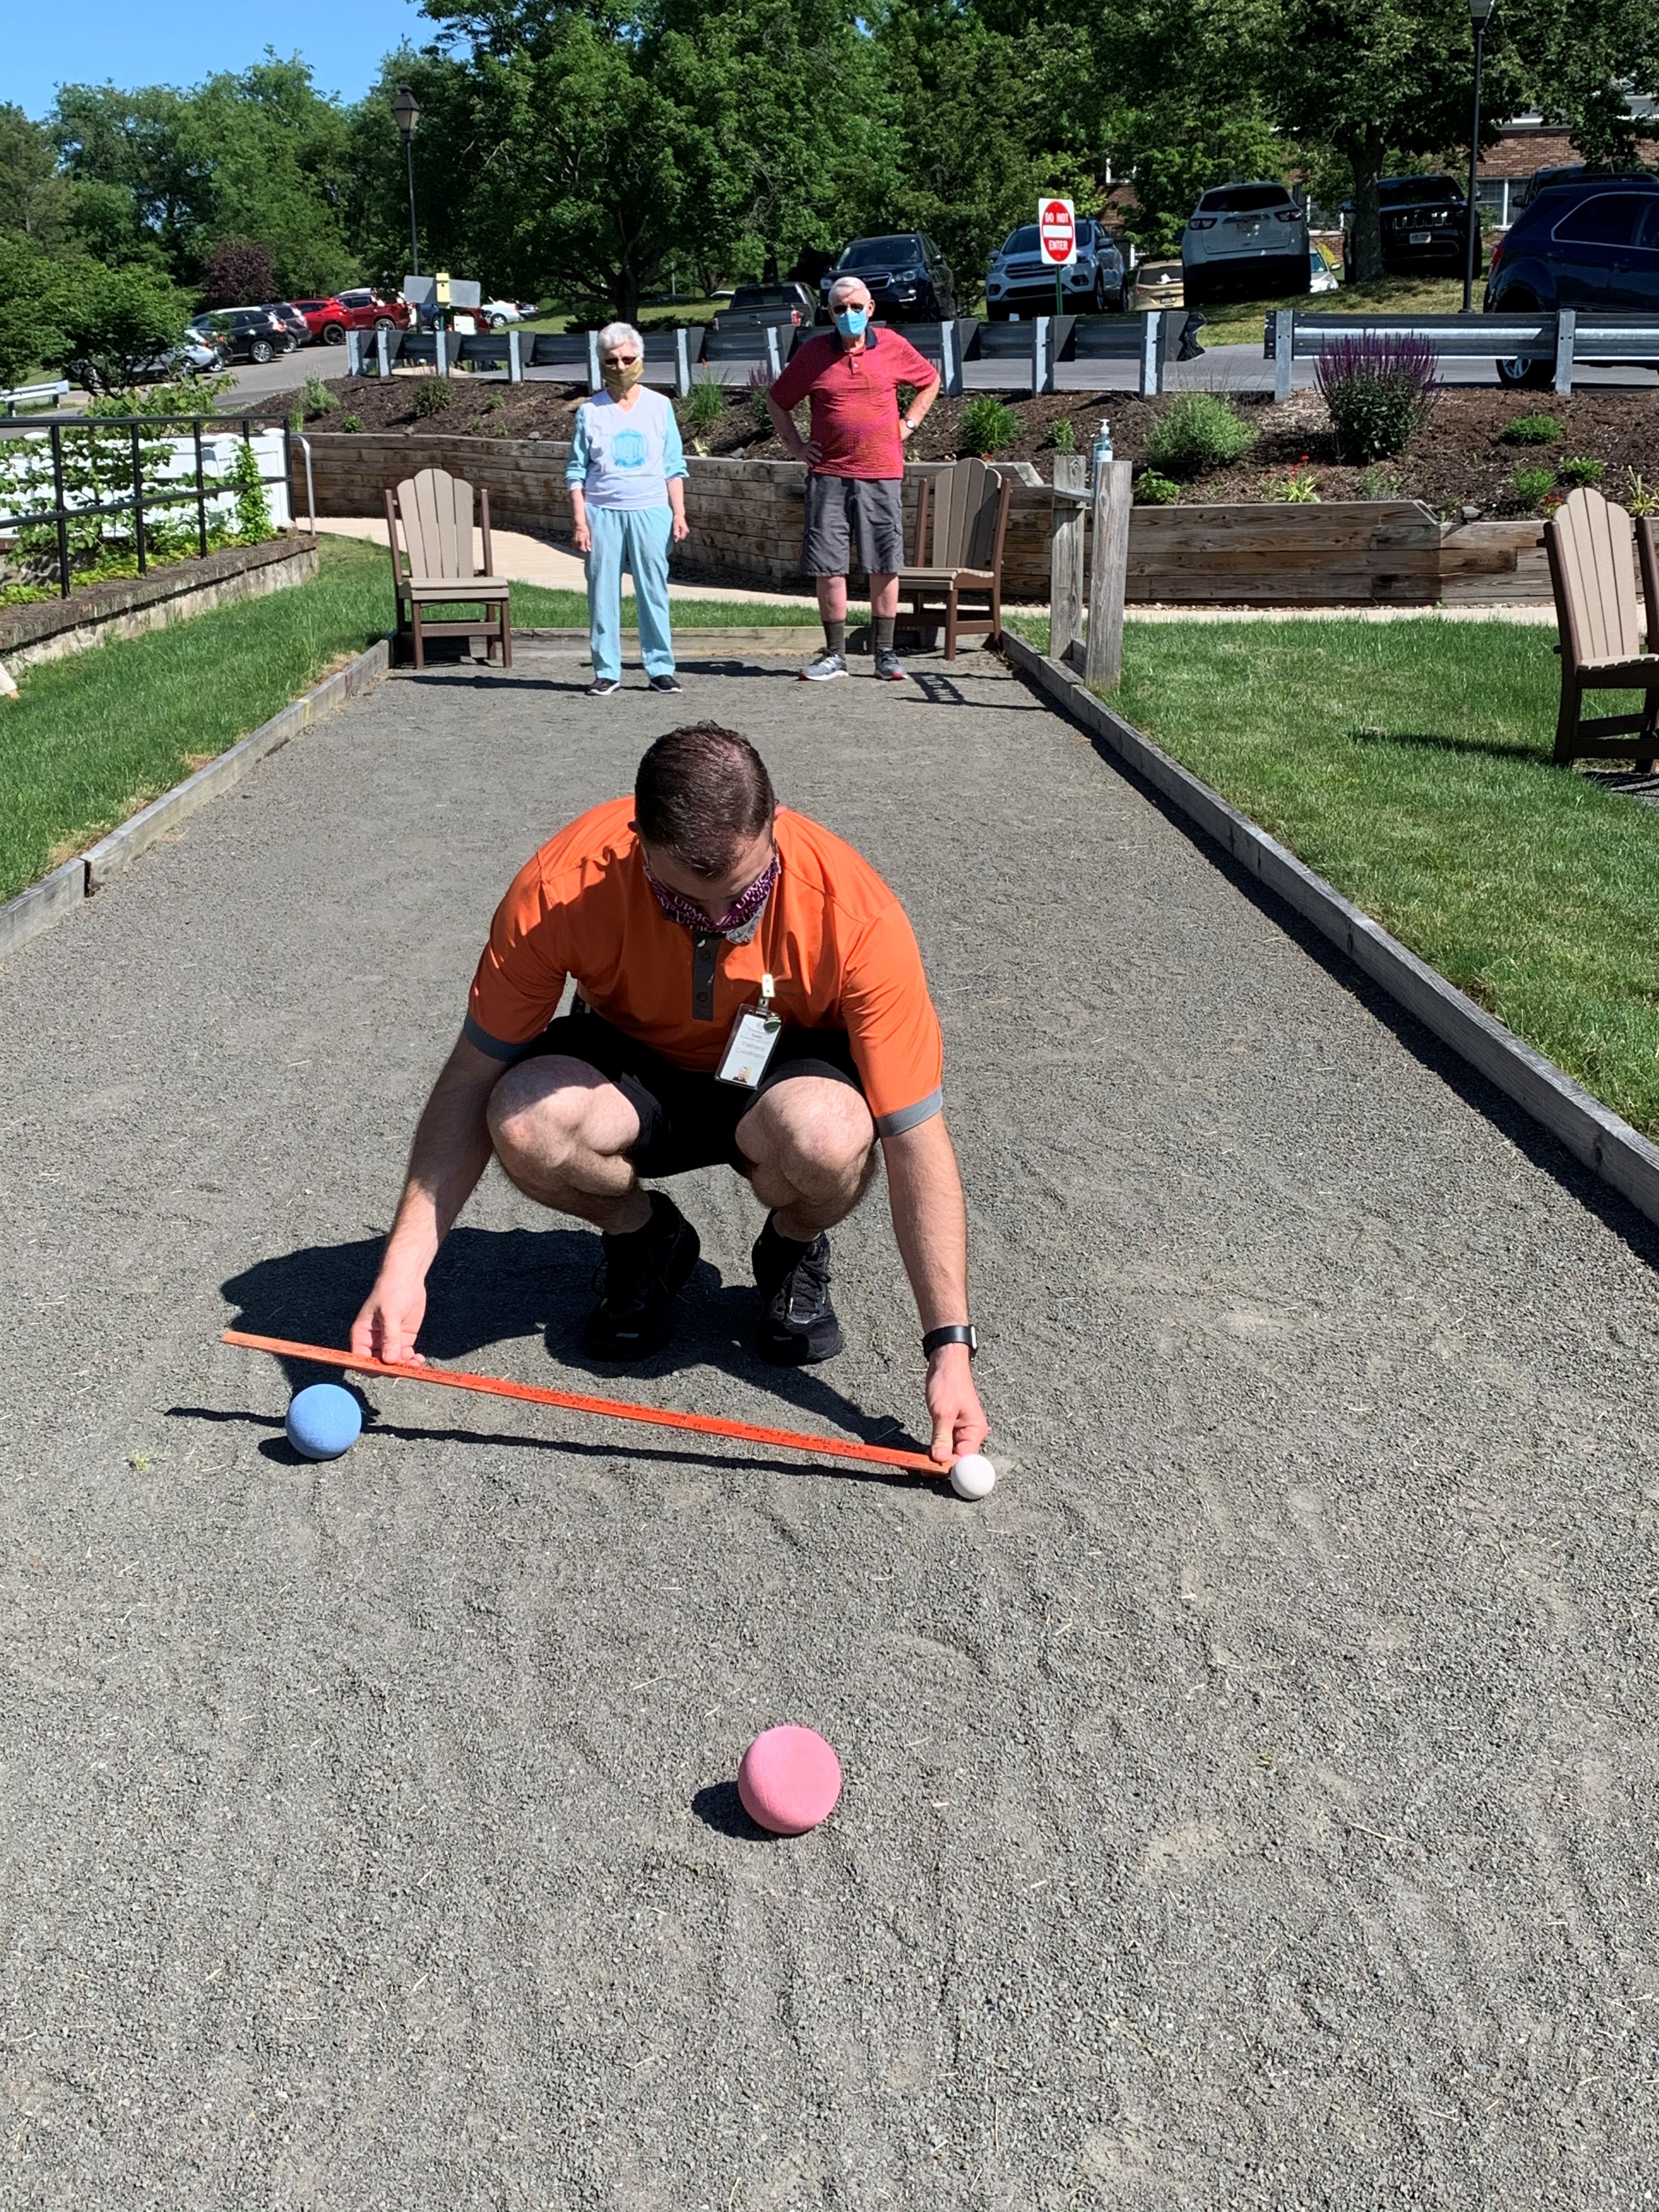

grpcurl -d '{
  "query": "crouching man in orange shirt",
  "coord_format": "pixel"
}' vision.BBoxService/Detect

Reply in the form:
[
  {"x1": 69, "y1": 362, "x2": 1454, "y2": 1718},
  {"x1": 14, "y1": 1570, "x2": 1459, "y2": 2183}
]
[{"x1": 352, "y1": 723, "x2": 989, "y2": 1466}]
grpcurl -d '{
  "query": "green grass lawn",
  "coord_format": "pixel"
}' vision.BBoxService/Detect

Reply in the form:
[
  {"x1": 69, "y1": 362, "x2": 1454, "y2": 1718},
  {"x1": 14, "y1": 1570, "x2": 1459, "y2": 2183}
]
[
  {"x1": 0, "y1": 536, "x2": 821, "y2": 906},
  {"x1": 1011, "y1": 614, "x2": 1659, "y2": 1138}
]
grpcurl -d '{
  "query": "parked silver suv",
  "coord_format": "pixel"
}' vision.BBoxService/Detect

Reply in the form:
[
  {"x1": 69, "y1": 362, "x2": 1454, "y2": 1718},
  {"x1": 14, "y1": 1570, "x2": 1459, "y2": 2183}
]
[{"x1": 1181, "y1": 183, "x2": 1309, "y2": 304}]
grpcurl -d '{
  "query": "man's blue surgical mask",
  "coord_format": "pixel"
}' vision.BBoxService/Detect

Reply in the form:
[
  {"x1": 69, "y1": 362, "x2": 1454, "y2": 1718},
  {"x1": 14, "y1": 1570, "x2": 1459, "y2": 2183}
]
[{"x1": 833, "y1": 305, "x2": 868, "y2": 338}]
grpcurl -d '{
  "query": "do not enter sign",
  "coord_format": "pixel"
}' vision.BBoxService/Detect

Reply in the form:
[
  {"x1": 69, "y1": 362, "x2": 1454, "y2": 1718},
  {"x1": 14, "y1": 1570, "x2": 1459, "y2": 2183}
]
[{"x1": 1039, "y1": 196, "x2": 1077, "y2": 267}]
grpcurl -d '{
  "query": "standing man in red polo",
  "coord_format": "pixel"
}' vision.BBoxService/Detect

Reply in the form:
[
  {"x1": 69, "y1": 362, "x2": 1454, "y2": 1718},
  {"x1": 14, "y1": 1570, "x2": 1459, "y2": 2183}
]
[{"x1": 765, "y1": 273, "x2": 941, "y2": 684}]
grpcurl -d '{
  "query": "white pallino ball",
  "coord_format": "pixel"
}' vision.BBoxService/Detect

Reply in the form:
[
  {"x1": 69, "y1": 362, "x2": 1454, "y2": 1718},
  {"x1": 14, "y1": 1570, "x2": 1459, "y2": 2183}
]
[{"x1": 950, "y1": 1454, "x2": 997, "y2": 1500}]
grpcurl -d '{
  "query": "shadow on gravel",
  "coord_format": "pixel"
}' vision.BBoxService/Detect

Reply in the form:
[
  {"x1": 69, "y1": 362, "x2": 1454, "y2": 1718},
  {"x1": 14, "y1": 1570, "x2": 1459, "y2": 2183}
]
[
  {"x1": 690, "y1": 1781, "x2": 775, "y2": 1843},
  {"x1": 165, "y1": 1404, "x2": 929, "y2": 1488},
  {"x1": 221, "y1": 1224, "x2": 930, "y2": 1458},
  {"x1": 1059, "y1": 698, "x2": 1659, "y2": 1274}
]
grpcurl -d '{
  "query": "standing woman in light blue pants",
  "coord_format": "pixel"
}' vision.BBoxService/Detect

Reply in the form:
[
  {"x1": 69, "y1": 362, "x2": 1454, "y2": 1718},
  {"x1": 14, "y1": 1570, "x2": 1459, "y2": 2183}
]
[{"x1": 567, "y1": 323, "x2": 690, "y2": 697}]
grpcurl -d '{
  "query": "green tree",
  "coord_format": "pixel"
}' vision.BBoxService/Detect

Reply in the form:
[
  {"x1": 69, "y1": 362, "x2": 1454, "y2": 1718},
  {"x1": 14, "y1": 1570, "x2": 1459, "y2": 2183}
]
[
  {"x1": 874, "y1": 1, "x2": 1102, "y2": 281},
  {"x1": 0, "y1": 236, "x2": 67, "y2": 386},
  {"x1": 664, "y1": 0, "x2": 899, "y2": 283},
  {"x1": 0, "y1": 105, "x2": 71, "y2": 247},
  {"x1": 1506, "y1": 0, "x2": 1658, "y2": 168},
  {"x1": 51, "y1": 83, "x2": 210, "y2": 273},
  {"x1": 41, "y1": 260, "x2": 194, "y2": 387}
]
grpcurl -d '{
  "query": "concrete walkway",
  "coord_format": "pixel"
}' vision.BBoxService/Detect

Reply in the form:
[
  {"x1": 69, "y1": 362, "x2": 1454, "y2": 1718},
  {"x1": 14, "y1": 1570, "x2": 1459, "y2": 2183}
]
[
  {"x1": 312, "y1": 514, "x2": 821, "y2": 607},
  {"x1": 2, "y1": 646, "x2": 1655, "y2": 2206}
]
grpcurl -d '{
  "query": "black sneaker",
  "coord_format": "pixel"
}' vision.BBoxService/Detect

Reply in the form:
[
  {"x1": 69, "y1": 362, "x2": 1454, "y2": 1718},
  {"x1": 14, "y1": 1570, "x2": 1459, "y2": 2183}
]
[
  {"x1": 582, "y1": 1193, "x2": 701, "y2": 1360},
  {"x1": 648, "y1": 673, "x2": 683, "y2": 693},
  {"x1": 752, "y1": 1214, "x2": 844, "y2": 1365},
  {"x1": 586, "y1": 676, "x2": 620, "y2": 697}
]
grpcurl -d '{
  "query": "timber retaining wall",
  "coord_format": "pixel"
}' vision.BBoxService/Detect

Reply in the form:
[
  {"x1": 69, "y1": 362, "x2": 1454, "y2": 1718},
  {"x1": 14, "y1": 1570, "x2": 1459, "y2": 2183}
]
[{"x1": 292, "y1": 436, "x2": 1548, "y2": 606}]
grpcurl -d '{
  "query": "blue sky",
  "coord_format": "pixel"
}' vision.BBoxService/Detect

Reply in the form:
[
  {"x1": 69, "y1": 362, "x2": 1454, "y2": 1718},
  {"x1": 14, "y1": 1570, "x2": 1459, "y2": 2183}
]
[{"x1": 8, "y1": 0, "x2": 427, "y2": 117}]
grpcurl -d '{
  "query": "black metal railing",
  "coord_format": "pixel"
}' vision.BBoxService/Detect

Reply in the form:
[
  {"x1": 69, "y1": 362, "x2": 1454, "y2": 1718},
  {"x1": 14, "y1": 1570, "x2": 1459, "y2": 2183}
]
[{"x1": 0, "y1": 413, "x2": 298, "y2": 598}]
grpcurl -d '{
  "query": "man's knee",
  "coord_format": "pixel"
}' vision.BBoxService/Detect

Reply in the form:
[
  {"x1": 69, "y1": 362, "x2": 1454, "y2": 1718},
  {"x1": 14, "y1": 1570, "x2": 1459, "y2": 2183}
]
[
  {"x1": 743, "y1": 1078, "x2": 875, "y2": 1189},
  {"x1": 487, "y1": 1056, "x2": 634, "y2": 1182}
]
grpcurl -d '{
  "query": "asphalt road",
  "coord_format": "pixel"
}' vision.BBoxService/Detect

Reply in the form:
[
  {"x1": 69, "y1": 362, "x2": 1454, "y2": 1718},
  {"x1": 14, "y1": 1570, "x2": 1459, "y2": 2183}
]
[{"x1": 2, "y1": 642, "x2": 1656, "y2": 2206}]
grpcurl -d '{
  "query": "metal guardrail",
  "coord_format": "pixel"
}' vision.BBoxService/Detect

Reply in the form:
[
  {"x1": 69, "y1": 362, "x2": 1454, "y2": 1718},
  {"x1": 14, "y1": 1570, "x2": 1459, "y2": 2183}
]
[
  {"x1": 344, "y1": 313, "x2": 1182, "y2": 398},
  {"x1": 2, "y1": 380, "x2": 71, "y2": 417},
  {"x1": 0, "y1": 413, "x2": 296, "y2": 597},
  {"x1": 1266, "y1": 308, "x2": 1659, "y2": 398}
]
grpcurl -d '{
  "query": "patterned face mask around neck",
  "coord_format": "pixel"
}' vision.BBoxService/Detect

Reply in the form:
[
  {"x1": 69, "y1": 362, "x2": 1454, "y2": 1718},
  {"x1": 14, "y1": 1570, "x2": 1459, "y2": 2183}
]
[{"x1": 642, "y1": 851, "x2": 780, "y2": 941}]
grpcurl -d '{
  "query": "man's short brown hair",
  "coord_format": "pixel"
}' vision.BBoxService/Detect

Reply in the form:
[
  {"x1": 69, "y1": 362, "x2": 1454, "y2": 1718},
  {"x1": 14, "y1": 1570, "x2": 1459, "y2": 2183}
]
[{"x1": 634, "y1": 724, "x2": 777, "y2": 877}]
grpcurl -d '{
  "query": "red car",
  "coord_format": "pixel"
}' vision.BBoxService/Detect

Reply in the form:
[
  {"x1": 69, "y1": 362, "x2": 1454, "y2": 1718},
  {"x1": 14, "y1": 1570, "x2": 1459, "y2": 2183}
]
[{"x1": 292, "y1": 290, "x2": 414, "y2": 346}]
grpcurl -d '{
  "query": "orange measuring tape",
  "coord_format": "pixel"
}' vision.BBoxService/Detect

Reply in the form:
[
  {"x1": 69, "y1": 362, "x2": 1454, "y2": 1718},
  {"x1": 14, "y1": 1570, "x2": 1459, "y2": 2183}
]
[{"x1": 221, "y1": 1328, "x2": 946, "y2": 1476}]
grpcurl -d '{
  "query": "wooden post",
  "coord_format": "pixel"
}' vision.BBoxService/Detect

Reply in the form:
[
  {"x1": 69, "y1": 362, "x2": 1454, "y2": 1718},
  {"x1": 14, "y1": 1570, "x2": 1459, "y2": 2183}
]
[
  {"x1": 345, "y1": 329, "x2": 363, "y2": 376},
  {"x1": 1137, "y1": 311, "x2": 1159, "y2": 398},
  {"x1": 1554, "y1": 307, "x2": 1575, "y2": 396},
  {"x1": 940, "y1": 319, "x2": 958, "y2": 397},
  {"x1": 1085, "y1": 457, "x2": 1133, "y2": 692},
  {"x1": 674, "y1": 327, "x2": 691, "y2": 397},
  {"x1": 376, "y1": 324, "x2": 391, "y2": 379},
  {"x1": 1049, "y1": 455, "x2": 1086, "y2": 667},
  {"x1": 586, "y1": 329, "x2": 601, "y2": 391},
  {"x1": 508, "y1": 328, "x2": 522, "y2": 383}
]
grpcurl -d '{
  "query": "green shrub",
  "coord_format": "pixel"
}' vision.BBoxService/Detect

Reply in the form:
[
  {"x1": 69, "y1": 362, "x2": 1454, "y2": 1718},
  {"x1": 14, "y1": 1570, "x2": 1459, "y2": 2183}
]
[
  {"x1": 959, "y1": 394, "x2": 1019, "y2": 456},
  {"x1": 1143, "y1": 392, "x2": 1254, "y2": 478},
  {"x1": 1048, "y1": 417, "x2": 1077, "y2": 454},
  {"x1": 1558, "y1": 454, "x2": 1605, "y2": 488},
  {"x1": 1502, "y1": 411, "x2": 1559, "y2": 445},
  {"x1": 302, "y1": 375, "x2": 338, "y2": 417},
  {"x1": 413, "y1": 379, "x2": 453, "y2": 417},
  {"x1": 1508, "y1": 462, "x2": 1557, "y2": 511},
  {"x1": 1314, "y1": 332, "x2": 1437, "y2": 464},
  {"x1": 225, "y1": 438, "x2": 273, "y2": 542},
  {"x1": 1135, "y1": 468, "x2": 1181, "y2": 505},
  {"x1": 1356, "y1": 464, "x2": 1404, "y2": 499},
  {"x1": 340, "y1": 413, "x2": 364, "y2": 433},
  {"x1": 683, "y1": 374, "x2": 724, "y2": 433}
]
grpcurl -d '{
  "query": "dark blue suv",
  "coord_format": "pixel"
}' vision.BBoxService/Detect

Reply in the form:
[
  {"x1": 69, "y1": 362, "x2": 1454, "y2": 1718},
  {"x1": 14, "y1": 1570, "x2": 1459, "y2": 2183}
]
[{"x1": 1485, "y1": 173, "x2": 1659, "y2": 385}]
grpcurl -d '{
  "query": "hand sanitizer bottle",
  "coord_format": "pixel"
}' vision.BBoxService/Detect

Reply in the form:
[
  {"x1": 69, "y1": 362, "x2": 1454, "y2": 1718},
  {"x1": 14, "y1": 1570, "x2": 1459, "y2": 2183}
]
[{"x1": 1091, "y1": 417, "x2": 1114, "y2": 487}]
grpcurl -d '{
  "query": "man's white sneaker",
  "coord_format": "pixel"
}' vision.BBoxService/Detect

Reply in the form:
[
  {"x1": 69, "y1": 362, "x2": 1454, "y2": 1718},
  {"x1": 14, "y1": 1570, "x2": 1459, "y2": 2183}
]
[{"x1": 799, "y1": 650, "x2": 848, "y2": 682}]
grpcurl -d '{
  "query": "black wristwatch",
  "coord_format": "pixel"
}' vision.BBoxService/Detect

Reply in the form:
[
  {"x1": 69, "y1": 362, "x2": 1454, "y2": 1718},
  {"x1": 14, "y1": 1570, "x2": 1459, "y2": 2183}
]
[{"x1": 922, "y1": 1324, "x2": 978, "y2": 1360}]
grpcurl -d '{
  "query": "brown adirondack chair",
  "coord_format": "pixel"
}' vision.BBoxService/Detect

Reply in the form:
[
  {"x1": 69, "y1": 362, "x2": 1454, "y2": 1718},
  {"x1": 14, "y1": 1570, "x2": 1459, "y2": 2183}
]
[
  {"x1": 385, "y1": 467, "x2": 512, "y2": 670},
  {"x1": 898, "y1": 458, "x2": 1013, "y2": 659},
  {"x1": 1544, "y1": 484, "x2": 1659, "y2": 766}
]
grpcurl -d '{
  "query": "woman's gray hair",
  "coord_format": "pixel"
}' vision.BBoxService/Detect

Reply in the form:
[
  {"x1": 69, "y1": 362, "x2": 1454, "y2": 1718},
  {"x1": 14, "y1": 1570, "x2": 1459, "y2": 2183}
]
[
  {"x1": 827, "y1": 275, "x2": 870, "y2": 309},
  {"x1": 597, "y1": 320, "x2": 643, "y2": 357}
]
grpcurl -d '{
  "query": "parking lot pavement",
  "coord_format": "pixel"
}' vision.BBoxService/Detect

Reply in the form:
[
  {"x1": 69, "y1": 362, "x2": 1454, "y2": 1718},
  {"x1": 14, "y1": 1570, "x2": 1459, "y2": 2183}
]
[
  {"x1": 3, "y1": 650, "x2": 1657, "y2": 2204},
  {"x1": 225, "y1": 343, "x2": 355, "y2": 408}
]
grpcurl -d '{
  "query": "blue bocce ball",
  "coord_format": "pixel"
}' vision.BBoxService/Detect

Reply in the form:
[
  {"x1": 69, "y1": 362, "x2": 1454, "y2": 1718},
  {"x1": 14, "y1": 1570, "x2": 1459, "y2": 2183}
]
[{"x1": 285, "y1": 1382, "x2": 363, "y2": 1461}]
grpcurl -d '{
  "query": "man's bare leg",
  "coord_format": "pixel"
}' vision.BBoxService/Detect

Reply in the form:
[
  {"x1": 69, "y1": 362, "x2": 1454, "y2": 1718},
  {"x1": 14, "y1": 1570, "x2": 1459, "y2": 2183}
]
[
  {"x1": 486, "y1": 1056, "x2": 648, "y2": 1231},
  {"x1": 736, "y1": 1076, "x2": 877, "y2": 1234}
]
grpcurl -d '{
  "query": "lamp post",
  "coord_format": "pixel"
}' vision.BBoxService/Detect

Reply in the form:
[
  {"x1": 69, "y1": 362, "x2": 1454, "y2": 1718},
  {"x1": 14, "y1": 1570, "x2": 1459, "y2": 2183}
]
[
  {"x1": 391, "y1": 86, "x2": 421, "y2": 280},
  {"x1": 1463, "y1": 0, "x2": 1496, "y2": 312}
]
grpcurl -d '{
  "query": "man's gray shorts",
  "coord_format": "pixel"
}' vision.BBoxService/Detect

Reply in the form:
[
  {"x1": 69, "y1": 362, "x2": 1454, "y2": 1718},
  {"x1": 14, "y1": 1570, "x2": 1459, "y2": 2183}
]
[{"x1": 800, "y1": 472, "x2": 905, "y2": 578}]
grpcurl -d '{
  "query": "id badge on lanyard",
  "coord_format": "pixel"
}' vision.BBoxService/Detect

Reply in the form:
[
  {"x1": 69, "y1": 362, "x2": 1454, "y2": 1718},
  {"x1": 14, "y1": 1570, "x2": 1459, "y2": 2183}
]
[{"x1": 716, "y1": 972, "x2": 782, "y2": 1088}]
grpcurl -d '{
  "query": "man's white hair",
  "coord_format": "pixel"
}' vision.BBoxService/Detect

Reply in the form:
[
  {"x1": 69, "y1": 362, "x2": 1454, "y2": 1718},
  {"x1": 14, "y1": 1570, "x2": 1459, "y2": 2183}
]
[
  {"x1": 597, "y1": 320, "x2": 643, "y2": 356},
  {"x1": 827, "y1": 274, "x2": 871, "y2": 308}
]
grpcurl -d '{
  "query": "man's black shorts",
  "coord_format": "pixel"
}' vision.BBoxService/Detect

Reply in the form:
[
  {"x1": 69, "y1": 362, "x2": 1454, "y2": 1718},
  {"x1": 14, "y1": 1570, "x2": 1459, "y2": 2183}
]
[{"x1": 520, "y1": 1004, "x2": 867, "y2": 1178}]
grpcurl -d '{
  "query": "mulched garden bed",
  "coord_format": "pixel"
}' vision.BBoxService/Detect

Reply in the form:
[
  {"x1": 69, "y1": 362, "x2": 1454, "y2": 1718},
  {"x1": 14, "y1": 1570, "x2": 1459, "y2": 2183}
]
[{"x1": 289, "y1": 374, "x2": 1657, "y2": 517}]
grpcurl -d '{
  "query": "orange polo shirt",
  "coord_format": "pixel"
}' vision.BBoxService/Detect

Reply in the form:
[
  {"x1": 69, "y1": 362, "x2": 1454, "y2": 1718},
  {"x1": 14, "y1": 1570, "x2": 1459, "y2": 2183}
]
[{"x1": 465, "y1": 799, "x2": 944, "y2": 1137}]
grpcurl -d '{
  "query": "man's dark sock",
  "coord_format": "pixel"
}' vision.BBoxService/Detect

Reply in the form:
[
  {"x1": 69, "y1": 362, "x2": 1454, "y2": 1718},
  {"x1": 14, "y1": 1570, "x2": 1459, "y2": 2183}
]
[
  {"x1": 874, "y1": 615, "x2": 896, "y2": 653},
  {"x1": 823, "y1": 617, "x2": 847, "y2": 656}
]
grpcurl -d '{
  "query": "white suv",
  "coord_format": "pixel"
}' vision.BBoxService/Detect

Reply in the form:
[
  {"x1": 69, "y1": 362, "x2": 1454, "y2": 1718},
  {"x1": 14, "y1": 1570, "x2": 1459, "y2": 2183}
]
[{"x1": 1181, "y1": 183, "x2": 1310, "y2": 304}]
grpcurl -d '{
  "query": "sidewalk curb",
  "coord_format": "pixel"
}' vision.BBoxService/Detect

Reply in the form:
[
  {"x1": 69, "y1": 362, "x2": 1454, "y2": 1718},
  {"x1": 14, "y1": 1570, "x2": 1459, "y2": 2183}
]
[
  {"x1": 0, "y1": 637, "x2": 391, "y2": 963},
  {"x1": 1003, "y1": 628, "x2": 1659, "y2": 1235}
]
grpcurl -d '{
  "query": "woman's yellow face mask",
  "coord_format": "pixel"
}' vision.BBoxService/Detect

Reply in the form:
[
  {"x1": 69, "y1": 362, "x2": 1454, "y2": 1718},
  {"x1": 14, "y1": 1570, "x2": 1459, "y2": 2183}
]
[{"x1": 601, "y1": 354, "x2": 644, "y2": 397}]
